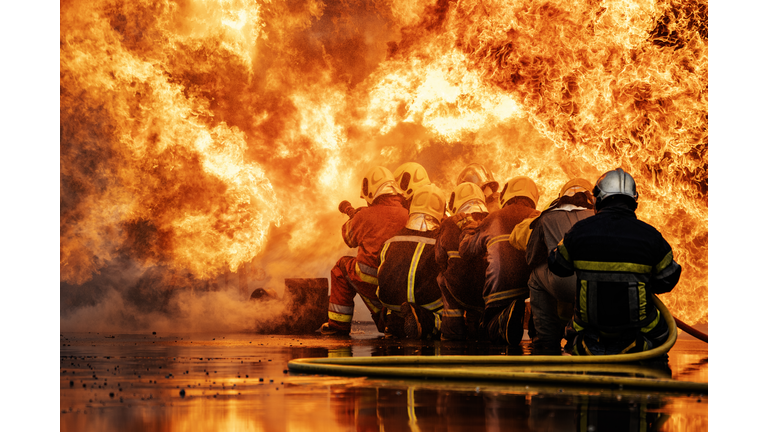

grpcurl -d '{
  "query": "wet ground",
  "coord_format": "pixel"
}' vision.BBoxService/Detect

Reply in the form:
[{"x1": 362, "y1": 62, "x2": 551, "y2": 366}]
[{"x1": 60, "y1": 323, "x2": 708, "y2": 431}]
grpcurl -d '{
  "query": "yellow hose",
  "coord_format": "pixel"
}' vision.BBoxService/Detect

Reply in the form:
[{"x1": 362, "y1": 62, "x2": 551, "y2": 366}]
[{"x1": 288, "y1": 295, "x2": 707, "y2": 393}]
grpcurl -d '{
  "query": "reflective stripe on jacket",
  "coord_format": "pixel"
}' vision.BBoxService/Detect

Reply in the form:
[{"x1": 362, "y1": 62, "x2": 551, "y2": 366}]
[
  {"x1": 434, "y1": 213, "x2": 488, "y2": 311},
  {"x1": 459, "y1": 203, "x2": 539, "y2": 309},
  {"x1": 377, "y1": 228, "x2": 443, "y2": 312},
  {"x1": 548, "y1": 203, "x2": 682, "y2": 334}
]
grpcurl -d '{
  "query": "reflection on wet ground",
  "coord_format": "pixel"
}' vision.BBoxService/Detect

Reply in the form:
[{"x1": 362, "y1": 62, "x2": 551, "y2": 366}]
[{"x1": 60, "y1": 323, "x2": 707, "y2": 431}]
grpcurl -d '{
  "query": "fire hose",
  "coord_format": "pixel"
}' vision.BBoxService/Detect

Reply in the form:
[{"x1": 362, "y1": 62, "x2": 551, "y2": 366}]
[
  {"x1": 288, "y1": 295, "x2": 708, "y2": 393},
  {"x1": 675, "y1": 316, "x2": 708, "y2": 343}
]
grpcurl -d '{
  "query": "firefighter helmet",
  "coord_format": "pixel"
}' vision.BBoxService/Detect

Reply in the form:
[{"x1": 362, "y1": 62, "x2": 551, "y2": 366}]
[
  {"x1": 393, "y1": 162, "x2": 431, "y2": 200},
  {"x1": 592, "y1": 168, "x2": 638, "y2": 208},
  {"x1": 499, "y1": 176, "x2": 540, "y2": 208},
  {"x1": 409, "y1": 184, "x2": 445, "y2": 220},
  {"x1": 559, "y1": 178, "x2": 593, "y2": 198},
  {"x1": 448, "y1": 182, "x2": 487, "y2": 215},
  {"x1": 360, "y1": 166, "x2": 400, "y2": 205},
  {"x1": 456, "y1": 163, "x2": 499, "y2": 194}
]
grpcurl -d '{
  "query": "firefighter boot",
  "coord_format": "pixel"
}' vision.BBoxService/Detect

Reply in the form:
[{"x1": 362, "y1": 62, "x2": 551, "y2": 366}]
[
  {"x1": 384, "y1": 309, "x2": 406, "y2": 339},
  {"x1": 402, "y1": 302, "x2": 438, "y2": 340},
  {"x1": 320, "y1": 322, "x2": 350, "y2": 337},
  {"x1": 495, "y1": 299, "x2": 526, "y2": 346}
]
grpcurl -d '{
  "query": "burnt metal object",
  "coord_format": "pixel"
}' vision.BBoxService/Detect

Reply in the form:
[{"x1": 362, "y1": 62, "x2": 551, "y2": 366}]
[
  {"x1": 283, "y1": 278, "x2": 329, "y2": 334},
  {"x1": 252, "y1": 278, "x2": 329, "y2": 334}
]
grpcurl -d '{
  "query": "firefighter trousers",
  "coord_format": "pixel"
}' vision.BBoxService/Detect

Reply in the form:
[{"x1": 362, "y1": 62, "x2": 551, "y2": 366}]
[{"x1": 327, "y1": 256, "x2": 385, "y2": 333}]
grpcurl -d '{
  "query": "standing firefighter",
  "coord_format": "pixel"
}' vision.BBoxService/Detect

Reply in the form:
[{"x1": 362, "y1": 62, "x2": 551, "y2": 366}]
[
  {"x1": 511, "y1": 178, "x2": 596, "y2": 354},
  {"x1": 377, "y1": 184, "x2": 446, "y2": 339},
  {"x1": 456, "y1": 163, "x2": 501, "y2": 213},
  {"x1": 322, "y1": 166, "x2": 409, "y2": 336},
  {"x1": 548, "y1": 168, "x2": 682, "y2": 355},
  {"x1": 459, "y1": 176, "x2": 541, "y2": 345},
  {"x1": 435, "y1": 182, "x2": 489, "y2": 341}
]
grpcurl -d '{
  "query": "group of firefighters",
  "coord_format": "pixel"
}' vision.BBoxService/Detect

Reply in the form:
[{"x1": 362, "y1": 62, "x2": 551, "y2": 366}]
[{"x1": 321, "y1": 162, "x2": 682, "y2": 356}]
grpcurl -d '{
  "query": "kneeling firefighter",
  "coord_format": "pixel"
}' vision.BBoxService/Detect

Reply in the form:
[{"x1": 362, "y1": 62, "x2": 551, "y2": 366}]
[
  {"x1": 548, "y1": 168, "x2": 682, "y2": 355},
  {"x1": 459, "y1": 176, "x2": 541, "y2": 346},
  {"x1": 322, "y1": 166, "x2": 409, "y2": 336},
  {"x1": 510, "y1": 178, "x2": 596, "y2": 354},
  {"x1": 435, "y1": 182, "x2": 489, "y2": 341},
  {"x1": 377, "y1": 184, "x2": 446, "y2": 339}
]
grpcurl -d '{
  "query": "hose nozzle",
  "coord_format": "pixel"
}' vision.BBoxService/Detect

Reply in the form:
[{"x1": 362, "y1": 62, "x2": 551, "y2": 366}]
[{"x1": 338, "y1": 200, "x2": 357, "y2": 218}]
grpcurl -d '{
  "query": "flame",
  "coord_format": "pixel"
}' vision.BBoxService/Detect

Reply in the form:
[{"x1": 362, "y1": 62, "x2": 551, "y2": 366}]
[{"x1": 61, "y1": 0, "x2": 707, "y2": 325}]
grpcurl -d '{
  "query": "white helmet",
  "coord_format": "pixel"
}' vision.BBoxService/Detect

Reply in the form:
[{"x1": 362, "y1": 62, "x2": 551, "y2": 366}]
[{"x1": 593, "y1": 168, "x2": 638, "y2": 209}]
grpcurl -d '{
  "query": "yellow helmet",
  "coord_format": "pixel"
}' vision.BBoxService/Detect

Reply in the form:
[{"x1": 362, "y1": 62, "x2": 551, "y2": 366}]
[
  {"x1": 393, "y1": 162, "x2": 431, "y2": 200},
  {"x1": 499, "y1": 176, "x2": 539, "y2": 208},
  {"x1": 409, "y1": 184, "x2": 445, "y2": 220},
  {"x1": 361, "y1": 166, "x2": 399, "y2": 205},
  {"x1": 559, "y1": 178, "x2": 593, "y2": 198},
  {"x1": 456, "y1": 163, "x2": 499, "y2": 194},
  {"x1": 448, "y1": 182, "x2": 487, "y2": 215}
]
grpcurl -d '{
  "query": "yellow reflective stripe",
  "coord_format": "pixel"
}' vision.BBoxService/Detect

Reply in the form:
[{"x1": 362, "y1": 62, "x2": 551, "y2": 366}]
[
  {"x1": 619, "y1": 339, "x2": 637, "y2": 354},
  {"x1": 654, "y1": 250, "x2": 674, "y2": 273},
  {"x1": 484, "y1": 287, "x2": 527, "y2": 304},
  {"x1": 573, "y1": 260, "x2": 652, "y2": 273},
  {"x1": 361, "y1": 295, "x2": 381, "y2": 314},
  {"x1": 486, "y1": 234, "x2": 511, "y2": 248},
  {"x1": 379, "y1": 300, "x2": 401, "y2": 312},
  {"x1": 408, "y1": 388, "x2": 418, "y2": 426},
  {"x1": 640, "y1": 310, "x2": 660, "y2": 333},
  {"x1": 579, "y1": 279, "x2": 588, "y2": 323},
  {"x1": 407, "y1": 243, "x2": 425, "y2": 303},
  {"x1": 433, "y1": 313, "x2": 442, "y2": 334},
  {"x1": 638, "y1": 282, "x2": 647, "y2": 322},
  {"x1": 328, "y1": 311, "x2": 352, "y2": 322},
  {"x1": 581, "y1": 339, "x2": 593, "y2": 356},
  {"x1": 443, "y1": 309, "x2": 464, "y2": 318},
  {"x1": 447, "y1": 251, "x2": 460, "y2": 259},
  {"x1": 572, "y1": 319, "x2": 586, "y2": 332},
  {"x1": 356, "y1": 262, "x2": 379, "y2": 285},
  {"x1": 421, "y1": 298, "x2": 443, "y2": 311},
  {"x1": 557, "y1": 241, "x2": 570, "y2": 262},
  {"x1": 380, "y1": 243, "x2": 390, "y2": 265}
]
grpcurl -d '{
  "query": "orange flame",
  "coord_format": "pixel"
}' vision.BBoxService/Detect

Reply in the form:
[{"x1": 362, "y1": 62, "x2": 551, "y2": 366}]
[{"x1": 61, "y1": 0, "x2": 707, "y2": 324}]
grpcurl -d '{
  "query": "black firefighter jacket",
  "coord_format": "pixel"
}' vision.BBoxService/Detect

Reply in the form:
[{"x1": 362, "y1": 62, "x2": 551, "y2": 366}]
[
  {"x1": 434, "y1": 212, "x2": 488, "y2": 311},
  {"x1": 548, "y1": 202, "x2": 682, "y2": 334},
  {"x1": 459, "y1": 202, "x2": 539, "y2": 309},
  {"x1": 377, "y1": 227, "x2": 443, "y2": 313}
]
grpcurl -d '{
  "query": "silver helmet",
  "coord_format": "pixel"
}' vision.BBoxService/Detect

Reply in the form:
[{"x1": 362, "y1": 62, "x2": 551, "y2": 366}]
[{"x1": 593, "y1": 168, "x2": 638, "y2": 208}]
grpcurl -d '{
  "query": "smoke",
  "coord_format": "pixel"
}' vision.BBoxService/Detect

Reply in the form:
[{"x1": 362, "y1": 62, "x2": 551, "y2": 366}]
[{"x1": 60, "y1": 284, "x2": 285, "y2": 333}]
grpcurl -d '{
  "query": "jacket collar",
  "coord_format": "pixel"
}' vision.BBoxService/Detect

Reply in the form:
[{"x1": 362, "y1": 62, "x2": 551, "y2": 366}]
[{"x1": 597, "y1": 202, "x2": 637, "y2": 218}]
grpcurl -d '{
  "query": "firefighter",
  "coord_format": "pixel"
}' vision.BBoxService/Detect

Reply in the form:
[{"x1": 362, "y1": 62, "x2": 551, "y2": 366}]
[
  {"x1": 435, "y1": 182, "x2": 489, "y2": 341},
  {"x1": 321, "y1": 166, "x2": 409, "y2": 336},
  {"x1": 510, "y1": 178, "x2": 596, "y2": 354},
  {"x1": 459, "y1": 176, "x2": 541, "y2": 345},
  {"x1": 456, "y1": 163, "x2": 501, "y2": 212},
  {"x1": 377, "y1": 184, "x2": 446, "y2": 339},
  {"x1": 393, "y1": 162, "x2": 431, "y2": 209},
  {"x1": 548, "y1": 168, "x2": 682, "y2": 355}
]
